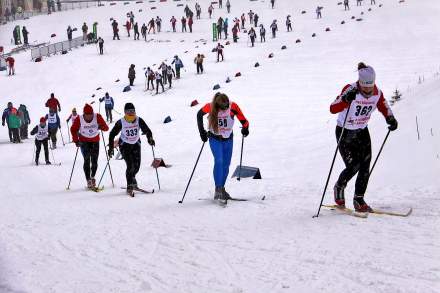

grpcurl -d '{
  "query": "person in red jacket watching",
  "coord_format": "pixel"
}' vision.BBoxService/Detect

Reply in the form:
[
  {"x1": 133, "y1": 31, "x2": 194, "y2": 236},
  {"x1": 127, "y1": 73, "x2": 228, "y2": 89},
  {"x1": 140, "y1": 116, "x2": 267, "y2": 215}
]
[
  {"x1": 70, "y1": 104, "x2": 109, "y2": 189},
  {"x1": 45, "y1": 93, "x2": 61, "y2": 112},
  {"x1": 5, "y1": 56, "x2": 15, "y2": 75}
]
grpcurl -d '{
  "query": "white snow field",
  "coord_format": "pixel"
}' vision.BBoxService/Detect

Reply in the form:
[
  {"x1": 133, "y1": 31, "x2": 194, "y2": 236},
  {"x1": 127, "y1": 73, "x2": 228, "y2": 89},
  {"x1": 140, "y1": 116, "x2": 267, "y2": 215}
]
[{"x1": 1, "y1": 0, "x2": 440, "y2": 292}]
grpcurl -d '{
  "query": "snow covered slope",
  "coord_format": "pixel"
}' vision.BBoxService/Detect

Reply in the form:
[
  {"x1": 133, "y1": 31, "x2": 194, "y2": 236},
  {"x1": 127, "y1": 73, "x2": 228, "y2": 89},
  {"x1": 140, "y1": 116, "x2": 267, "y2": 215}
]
[{"x1": 1, "y1": 0, "x2": 440, "y2": 292}]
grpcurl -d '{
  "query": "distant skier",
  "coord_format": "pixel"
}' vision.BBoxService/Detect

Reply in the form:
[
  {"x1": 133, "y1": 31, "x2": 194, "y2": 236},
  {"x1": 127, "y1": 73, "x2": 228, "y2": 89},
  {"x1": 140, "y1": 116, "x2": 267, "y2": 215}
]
[
  {"x1": 171, "y1": 55, "x2": 184, "y2": 79},
  {"x1": 148, "y1": 18, "x2": 156, "y2": 34},
  {"x1": 194, "y1": 54, "x2": 205, "y2": 74},
  {"x1": 145, "y1": 67, "x2": 155, "y2": 90},
  {"x1": 155, "y1": 16, "x2": 162, "y2": 32},
  {"x1": 66, "y1": 108, "x2": 78, "y2": 124},
  {"x1": 170, "y1": 16, "x2": 177, "y2": 32},
  {"x1": 371, "y1": 0, "x2": 375, "y2": 4},
  {"x1": 197, "y1": 92, "x2": 249, "y2": 203},
  {"x1": 223, "y1": 17, "x2": 228, "y2": 39},
  {"x1": 232, "y1": 24, "x2": 238, "y2": 42},
  {"x1": 188, "y1": 16, "x2": 194, "y2": 33},
  {"x1": 195, "y1": 3, "x2": 201, "y2": 19},
  {"x1": 30, "y1": 117, "x2": 51, "y2": 165},
  {"x1": 226, "y1": 0, "x2": 231, "y2": 13},
  {"x1": 286, "y1": 15, "x2": 292, "y2": 31},
  {"x1": 270, "y1": 20, "x2": 278, "y2": 38},
  {"x1": 2, "y1": 102, "x2": 14, "y2": 142},
  {"x1": 112, "y1": 20, "x2": 120, "y2": 40},
  {"x1": 181, "y1": 16, "x2": 187, "y2": 32},
  {"x1": 108, "y1": 103, "x2": 155, "y2": 195},
  {"x1": 70, "y1": 104, "x2": 109, "y2": 189},
  {"x1": 316, "y1": 6, "x2": 323, "y2": 19},
  {"x1": 141, "y1": 23, "x2": 147, "y2": 40},
  {"x1": 5, "y1": 56, "x2": 15, "y2": 75},
  {"x1": 45, "y1": 93, "x2": 61, "y2": 113},
  {"x1": 155, "y1": 71, "x2": 165, "y2": 94},
  {"x1": 218, "y1": 0, "x2": 222, "y2": 8},
  {"x1": 248, "y1": 10, "x2": 254, "y2": 24},
  {"x1": 344, "y1": 0, "x2": 350, "y2": 10},
  {"x1": 128, "y1": 64, "x2": 136, "y2": 86},
  {"x1": 271, "y1": 0, "x2": 275, "y2": 9},
  {"x1": 248, "y1": 27, "x2": 256, "y2": 47},
  {"x1": 216, "y1": 43, "x2": 224, "y2": 62},
  {"x1": 330, "y1": 62, "x2": 398, "y2": 212},
  {"x1": 133, "y1": 22, "x2": 140, "y2": 40},
  {"x1": 217, "y1": 17, "x2": 223, "y2": 39},
  {"x1": 240, "y1": 13, "x2": 245, "y2": 29},
  {"x1": 125, "y1": 20, "x2": 131, "y2": 37},
  {"x1": 166, "y1": 65, "x2": 175, "y2": 88},
  {"x1": 208, "y1": 4, "x2": 214, "y2": 18},
  {"x1": 260, "y1": 24, "x2": 266, "y2": 42},
  {"x1": 18, "y1": 104, "x2": 30, "y2": 139},
  {"x1": 45, "y1": 108, "x2": 61, "y2": 148},
  {"x1": 357, "y1": 0, "x2": 362, "y2": 6},
  {"x1": 158, "y1": 62, "x2": 168, "y2": 84},
  {"x1": 97, "y1": 37, "x2": 104, "y2": 55},
  {"x1": 99, "y1": 92, "x2": 114, "y2": 123},
  {"x1": 253, "y1": 14, "x2": 259, "y2": 27}
]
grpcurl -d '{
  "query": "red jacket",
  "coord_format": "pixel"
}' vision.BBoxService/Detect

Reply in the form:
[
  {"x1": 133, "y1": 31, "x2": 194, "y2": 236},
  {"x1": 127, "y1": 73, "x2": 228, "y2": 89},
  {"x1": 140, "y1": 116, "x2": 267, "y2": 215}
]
[
  {"x1": 6, "y1": 57, "x2": 15, "y2": 66},
  {"x1": 70, "y1": 113, "x2": 109, "y2": 143},
  {"x1": 45, "y1": 97, "x2": 61, "y2": 112}
]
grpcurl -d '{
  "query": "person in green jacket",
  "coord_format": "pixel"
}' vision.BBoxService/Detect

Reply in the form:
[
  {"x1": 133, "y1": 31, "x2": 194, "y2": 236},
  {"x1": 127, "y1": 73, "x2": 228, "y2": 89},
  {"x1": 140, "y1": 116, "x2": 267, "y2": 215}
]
[
  {"x1": 18, "y1": 104, "x2": 31, "y2": 139},
  {"x1": 8, "y1": 108, "x2": 21, "y2": 143}
]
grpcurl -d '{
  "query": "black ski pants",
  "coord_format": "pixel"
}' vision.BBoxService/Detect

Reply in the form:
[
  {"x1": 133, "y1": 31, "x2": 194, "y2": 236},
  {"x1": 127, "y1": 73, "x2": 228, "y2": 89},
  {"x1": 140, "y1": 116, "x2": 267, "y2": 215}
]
[
  {"x1": 105, "y1": 107, "x2": 113, "y2": 122},
  {"x1": 147, "y1": 78, "x2": 155, "y2": 90},
  {"x1": 156, "y1": 80, "x2": 164, "y2": 93},
  {"x1": 35, "y1": 138, "x2": 49, "y2": 162},
  {"x1": 81, "y1": 141, "x2": 100, "y2": 180},
  {"x1": 335, "y1": 126, "x2": 372, "y2": 196},
  {"x1": 196, "y1": 63, "x2": 203, "y2": 74},
  {"x1": 49, "y1": 127, "x2": 58, "y2": 146},
  {"x1": 120, "y1": 142, "x2": 141, "y2": 188},
  {"x1": 167, "y1": 74, "x2": 173, "y2": 88},
  {"x1": 11, "y1": 128, "x2": 20, "y2": 143}
]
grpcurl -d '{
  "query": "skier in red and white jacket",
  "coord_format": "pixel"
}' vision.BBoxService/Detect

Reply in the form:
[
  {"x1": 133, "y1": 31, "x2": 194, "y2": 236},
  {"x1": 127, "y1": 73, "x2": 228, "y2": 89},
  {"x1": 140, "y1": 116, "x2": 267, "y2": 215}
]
[
  {"x1": 70, "y1": 104, "x2": 109, "y2": 189},
  {"x1": 329, "y1": 62, "x2": 398, "y2": 212}
]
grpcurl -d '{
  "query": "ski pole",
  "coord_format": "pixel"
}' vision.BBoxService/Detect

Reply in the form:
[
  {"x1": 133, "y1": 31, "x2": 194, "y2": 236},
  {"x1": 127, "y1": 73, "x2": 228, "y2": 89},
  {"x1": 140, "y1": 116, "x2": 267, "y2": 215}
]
[
  {"x1": 237, "y1": 134, "x2": 244, "y2": 181},
  {"x1": 66, "y1": 147, "x2": 79, "y2": 190},
  {"x1": 369, "y1": 129, "x2": 391, "y2": 178},
  {"x1": 32, "y1": 142, "x2": 36, "y2": 164},
  {"x1": 313, "y1": 102, "x2": 353, "y2": 218},
  {"x1": 66, "y1": 121, "x2": 71, "y2": 142},
  {"x1": 151, "y1": 145, "x2": 161, "y2": 190},
  {"x1": 178, "y1": 142, "x2": 205, "y2": 204},
  {"x1": 100, "y1": 130, "x2": 115, "y2": 188},
  {"x1": 59, "y1": 127, "x2": 65, "y2": 146}
]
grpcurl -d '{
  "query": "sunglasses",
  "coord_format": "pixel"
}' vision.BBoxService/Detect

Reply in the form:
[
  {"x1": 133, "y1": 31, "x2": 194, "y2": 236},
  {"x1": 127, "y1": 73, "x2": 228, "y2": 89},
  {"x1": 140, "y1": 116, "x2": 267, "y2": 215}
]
[{"x1": 125, "y1": 109, "x2": 136, "y2": 114}]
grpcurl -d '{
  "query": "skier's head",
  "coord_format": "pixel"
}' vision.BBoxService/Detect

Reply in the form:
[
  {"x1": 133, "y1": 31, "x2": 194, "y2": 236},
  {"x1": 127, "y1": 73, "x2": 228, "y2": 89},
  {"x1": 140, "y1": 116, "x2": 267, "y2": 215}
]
[
  {"x1": 72, "y1": 108, "x2": 77, "y2": 114},
  {"x1": 7, "y1": 102, "x2": 12, "y2": 109},
  {"x1": 39, "y1": 117, "x2": 46, "y2": 126},
  {"x1": 50, "y1": 93, "x2": 55, "y2": 98},
  {"x1": 209, "y1": 93, "x2": 230, "y2": 133},
  {"x1": 83, "y1": 103, "x2": 94, "y2": 122},
  {"x1": 105, "y1": 92, "x2": 109, "y2": 97},
  {"x1": 124, "y1": 103, "x2": 136, "y2": 122},
  {"x1": 358, "y1": 63, "x2": 376, "y2": 97}
]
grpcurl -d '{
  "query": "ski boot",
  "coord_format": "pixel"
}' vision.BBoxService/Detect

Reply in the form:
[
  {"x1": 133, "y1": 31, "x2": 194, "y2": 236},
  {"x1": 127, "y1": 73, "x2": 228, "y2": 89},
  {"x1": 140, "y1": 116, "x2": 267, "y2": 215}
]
[
  {"x1": 91, "y1": 177, "x2": 96, "y2": 188},
  {"x1": 127, "y1": 184, "x2": 135, "y2": 197},
  {"x1": 45, "y1": 161, "x2": 51, "y2": 165},
  {"x1": 87, "y1": 179, "x2": 93, "y2": 189},
  {"x1": 221, "y1": 187, "x2": 232, "y2": 200},
  {"x1": 35, "y1": 159, "x2": 39, "y2": 166},
  {"x1": 333, "y1": 184, "x2": 345, "y2": 208},
  {"x1": 132, "y1": 178, "x2": 138, "y2": 190},
  {"x1": 353, "y1": 195, "x2": 373, "y2": 213}
]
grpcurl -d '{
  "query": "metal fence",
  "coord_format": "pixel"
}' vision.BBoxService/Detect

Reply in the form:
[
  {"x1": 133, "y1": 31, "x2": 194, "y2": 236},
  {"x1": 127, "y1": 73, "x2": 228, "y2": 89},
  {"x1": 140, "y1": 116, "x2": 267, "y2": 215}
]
[
  {"x1": 0, "y1": 1, "x2": 98, "y2": 25},
  {"x1": 31, "y1": 36, "x2": 87, "y2": 60}
]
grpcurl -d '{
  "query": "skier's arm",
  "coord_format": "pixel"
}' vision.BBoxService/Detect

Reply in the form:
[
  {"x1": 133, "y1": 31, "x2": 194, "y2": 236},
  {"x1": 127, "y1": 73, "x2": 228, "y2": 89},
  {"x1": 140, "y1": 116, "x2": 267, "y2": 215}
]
[
  {"x1": 57, "y1": 99, "x2": 61, "y2": 112},
  {"x1": 376, "y1": 92, "x2": 393, "y2": 118},
  {"x1": 30, "y1": 125, "x2": 38, "y2": 136},
  {"x1": 66, "y1": 114, "x2": 72, "y2": 123},
  {"x1": 108, "y1": 120, "x2": 122, "y2": 149},
  {"x1": 197, "y1": 103, "x2": 210, "y2": 134},
  {"x1": 70, "y1": 116, "x2": 80, "y2": 142},
  {"x1": 97, "y1": 114, "x2": 109, "y2": 131},
  {"x1": 231, "y1": 102, "x2": 249, "y2": 128},
  {"x1": 330, "y1": 84, "x2": 353, "y2": 114},
  {"x1": 139, "y1": 117, "x2": 153, "y2": 139},
  {"x1": 99, "y1": 97, "x2": 104, "y2": 103}
]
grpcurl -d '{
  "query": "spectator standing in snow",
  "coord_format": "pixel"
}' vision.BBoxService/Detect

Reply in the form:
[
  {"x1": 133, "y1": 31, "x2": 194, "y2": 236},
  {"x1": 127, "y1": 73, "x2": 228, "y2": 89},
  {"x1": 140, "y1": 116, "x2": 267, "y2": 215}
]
[
  {"x1": 216, "y1": 43, "x2": 224, "y2": 62},
  {"x1": 2, "y1": 102, "x2": 14, "y2": 142},
  {"x1": 82, "y1": 22, "x2": 88, "y2": 41},
  {"x1": 316, "y1": 6, "x2": 323, "y2": 19},
  {"x1": 133, "y1": 22, "x2": 140, "y2": 40},
  {"x1": 260, "y1": 24, "x2": 266, "y2": 42},
  {"x1": 253, "y1": 14, "x2": 259, "y2": 27},
  {"x1": 22, "y1": 26, "x2": 29, "y2": 45},
  {"x1": 188, "y1": 16, "x2": 194, "y2": 33},
  {"x1": 6, "y1": 56, "x2": 15, "y2": 75},
  {"x1": 128, "y1": 64, "x2": 136, "y2": 86},
  {"x1": 226, "y1": 0, "x2": 231, "y2": 13},
  {"x1": 208, "y1": 4, "x2": 214, "y2": 18},
  {"x1": 357, "y1": 0, "x2": 362, "y2": 6},
  {"x1": 344, "y1": 0, "x2": 350, "y2": 10},
  {"x1": 232, "y1": 24, "x2": 238, "y2": 42},
  {"x1": 170, "y1": 16, "x2": 177, "y2": 32},
  {"x1": 286, "y1": 15, "x2": 292, "y2": 31},
  {"x1": 248, "y1": 27, "x2": 256, "y2": 47},
  {"x1": 125, "y1": 20, "x2": 131, "y2": 37},
  {"x1": 18, "y1": 104, "x2": 31, "y2": 139},
  {"x1": 98, "y1": 37, "x2": 104, "y2": 55},
  {"x1": 67, "y1": 25, "x2": 73, "y2": 41},
  {"x1": 9, "y1": 107, "x2": 21, "y2": 143},
  {"x1": 156, "y1": 17, "x2": 162, "y2": 32},
  {"x1": 271, "y1": 0, "x2": 275, "y2": 9},
  {"x1": 181, "y1": 16, "x2": 187, "y2": 32}
]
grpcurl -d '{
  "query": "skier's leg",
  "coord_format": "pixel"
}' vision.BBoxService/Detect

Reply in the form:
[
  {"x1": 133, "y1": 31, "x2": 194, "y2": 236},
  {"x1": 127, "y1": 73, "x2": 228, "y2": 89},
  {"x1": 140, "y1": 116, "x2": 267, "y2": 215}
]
[
  {"x1": 43, "y1": 139, "x2": 50, "y2": 162},
  {"x1": 35, "y1": 139, "x2": 41, "y2": 162},
  {"x1": 221, "y1": 137, "x2": 233, "y2": 186},
  {"x1": 209, "y1": 137, "x2": 224, "y2": 188},
  {"x1": 81, "y1": 143, "x2": 92, "y2": 180},
  {"x1": 90, "y1": 142, "x2": 100, "y2": 179},
  {"x1": 132, "y1": 143, "x2": 141, "y2": 185},
  {"x1": 335, "y1": 127, "x2": 362, "y2": 187},
  {"x1": 121, "y1": 143, "x2": 134, "y2": 187},
  {"x1": 354, "y1": 128, "x2": 372, "y2": 196}
]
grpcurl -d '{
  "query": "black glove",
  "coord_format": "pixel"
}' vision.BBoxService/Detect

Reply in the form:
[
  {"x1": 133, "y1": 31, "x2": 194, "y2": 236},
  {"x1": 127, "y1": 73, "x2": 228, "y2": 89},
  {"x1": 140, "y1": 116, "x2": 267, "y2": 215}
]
[
  {"x1": 341, "y1": 87, "x2": 358, "y2": 103},
  {"x1": 75, "y1": 141, "x2": 82, "y2": 148},
  {"x1": 147, "y1": 136, "x2": 155, "y2": 146},
  {"x1": 241, "y1": 127, "x2": 249, "y2": 137},
  {"x1": 108, "y1": 147, "x2": 114, "y2": 158},
  {"x1": 200, "y1": 130, "x2": 208, "y2": 142},
  {"x1": 1, "y1": 122, "x2": 4, "y2": 126},
  {"x1": 386, "y1": 116, "x2": 398, "y2": 131}
]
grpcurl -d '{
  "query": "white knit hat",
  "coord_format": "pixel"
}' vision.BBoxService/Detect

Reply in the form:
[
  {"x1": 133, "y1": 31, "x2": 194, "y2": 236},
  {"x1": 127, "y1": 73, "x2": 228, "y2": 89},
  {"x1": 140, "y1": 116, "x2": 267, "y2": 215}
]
[{"x1": 358, "y1": 66, "x2": 376, "y2": 87}]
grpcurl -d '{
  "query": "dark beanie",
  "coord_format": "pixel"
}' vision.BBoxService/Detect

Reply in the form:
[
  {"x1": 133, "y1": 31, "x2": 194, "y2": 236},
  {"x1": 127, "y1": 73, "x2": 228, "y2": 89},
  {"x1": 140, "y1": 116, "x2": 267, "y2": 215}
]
[{"x1": 124, "y1": 103, "x2": 135, "y2": 111}]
